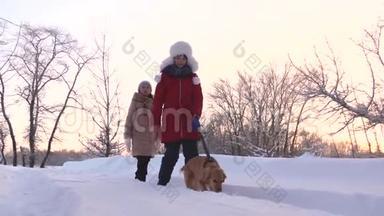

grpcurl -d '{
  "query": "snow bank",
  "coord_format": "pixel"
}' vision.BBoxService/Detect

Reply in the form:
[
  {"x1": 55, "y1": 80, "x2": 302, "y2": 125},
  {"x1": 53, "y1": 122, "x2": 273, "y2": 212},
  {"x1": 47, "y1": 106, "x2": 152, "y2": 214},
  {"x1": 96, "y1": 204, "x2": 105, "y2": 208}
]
[
  {"x1": 62, "y1": 155, "x2": 133, "y2": 174},
  {"x1": 1, "y1": 154, "x2": 383, "y2": 216},
  {"x1": 0, "y1": 166, "x2": 79, "y2": 216}
]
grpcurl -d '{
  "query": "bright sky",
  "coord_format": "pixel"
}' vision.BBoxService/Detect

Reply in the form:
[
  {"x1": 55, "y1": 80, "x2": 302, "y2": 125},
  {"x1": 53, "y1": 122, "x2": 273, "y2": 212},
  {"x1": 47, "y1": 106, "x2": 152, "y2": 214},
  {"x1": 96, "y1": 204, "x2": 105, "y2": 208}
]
[{"x1": 1, "y1": 0, "x2": 384, "y2": 151}]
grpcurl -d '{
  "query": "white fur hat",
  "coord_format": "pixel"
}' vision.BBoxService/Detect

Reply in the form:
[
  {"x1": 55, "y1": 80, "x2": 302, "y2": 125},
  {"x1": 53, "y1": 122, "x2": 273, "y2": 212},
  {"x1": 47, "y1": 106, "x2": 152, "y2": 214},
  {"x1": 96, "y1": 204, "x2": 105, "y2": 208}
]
[{"x1": 160, "y1": 41, "x2": 199, "y2": 73}]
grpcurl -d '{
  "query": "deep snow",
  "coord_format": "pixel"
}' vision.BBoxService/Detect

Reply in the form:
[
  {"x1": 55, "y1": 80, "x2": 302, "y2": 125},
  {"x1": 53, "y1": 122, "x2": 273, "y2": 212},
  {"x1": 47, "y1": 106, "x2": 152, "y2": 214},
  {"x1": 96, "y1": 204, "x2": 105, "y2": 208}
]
[{"x1": 0, "y1": 154, "x2": 383, "y2": 216}]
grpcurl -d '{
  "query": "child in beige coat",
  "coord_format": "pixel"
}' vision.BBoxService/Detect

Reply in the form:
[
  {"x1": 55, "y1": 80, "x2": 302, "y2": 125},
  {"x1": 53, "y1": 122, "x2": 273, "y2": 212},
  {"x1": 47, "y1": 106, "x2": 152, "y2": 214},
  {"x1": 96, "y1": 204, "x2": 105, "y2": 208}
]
[{"x1": 124, "y1": 81, "x2": 158, "y2": 181}]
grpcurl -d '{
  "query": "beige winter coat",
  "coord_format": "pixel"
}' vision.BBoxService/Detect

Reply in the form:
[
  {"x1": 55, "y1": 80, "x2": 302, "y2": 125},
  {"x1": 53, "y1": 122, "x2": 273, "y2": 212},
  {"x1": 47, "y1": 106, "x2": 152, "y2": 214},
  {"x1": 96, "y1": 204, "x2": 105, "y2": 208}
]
[{"x1": 124, "y1": 93, "x2": 157, "y2": 156}]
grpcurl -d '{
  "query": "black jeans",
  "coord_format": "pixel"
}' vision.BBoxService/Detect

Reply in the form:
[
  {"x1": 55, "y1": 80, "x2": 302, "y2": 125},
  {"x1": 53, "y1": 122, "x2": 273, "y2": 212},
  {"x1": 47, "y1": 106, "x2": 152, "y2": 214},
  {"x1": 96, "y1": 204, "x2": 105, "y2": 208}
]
[
  {"x1": 158, "y1": 140, "x2": 199, "y2": 186},
  {"x1": 135, "y1": 156, "x2": 151, "y2": 182}
]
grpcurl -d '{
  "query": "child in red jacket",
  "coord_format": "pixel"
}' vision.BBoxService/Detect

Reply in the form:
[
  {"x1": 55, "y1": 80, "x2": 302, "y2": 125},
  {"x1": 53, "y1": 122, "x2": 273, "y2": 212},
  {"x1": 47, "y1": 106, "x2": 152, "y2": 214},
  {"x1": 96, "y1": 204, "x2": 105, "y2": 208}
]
[{"x1": 152, "y1": 41, "x2": 203, "y2": 186}]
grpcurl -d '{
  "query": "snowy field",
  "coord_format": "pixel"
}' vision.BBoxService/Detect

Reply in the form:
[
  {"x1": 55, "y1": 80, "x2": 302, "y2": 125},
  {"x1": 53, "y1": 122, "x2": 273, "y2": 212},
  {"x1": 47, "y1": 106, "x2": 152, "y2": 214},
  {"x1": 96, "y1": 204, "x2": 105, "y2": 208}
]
[{"x1": 0, "y1": 154, "x2": 383, "y2": 216}]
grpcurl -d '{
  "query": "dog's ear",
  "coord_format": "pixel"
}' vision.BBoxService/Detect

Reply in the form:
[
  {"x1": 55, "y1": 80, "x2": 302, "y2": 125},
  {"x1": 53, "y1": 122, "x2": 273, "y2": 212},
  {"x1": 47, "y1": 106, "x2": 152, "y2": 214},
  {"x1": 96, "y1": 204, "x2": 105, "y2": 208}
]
[
  {"x1": 222, "y1": 170, "x2": 227, "y2": 180},
  {"x1": 202, "y1": 168, "x2": 211, "y2": 182},
  {"x1": 203, "y1": 159, "x2": 209, "y2": 168}
]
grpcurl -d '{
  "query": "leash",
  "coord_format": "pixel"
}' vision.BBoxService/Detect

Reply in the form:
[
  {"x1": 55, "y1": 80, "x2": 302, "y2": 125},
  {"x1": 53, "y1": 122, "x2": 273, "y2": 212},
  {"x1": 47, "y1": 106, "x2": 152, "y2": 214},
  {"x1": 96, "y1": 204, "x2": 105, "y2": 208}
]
[{"x1": 198, "y1": 128, "x2": 215, "y2": 162}]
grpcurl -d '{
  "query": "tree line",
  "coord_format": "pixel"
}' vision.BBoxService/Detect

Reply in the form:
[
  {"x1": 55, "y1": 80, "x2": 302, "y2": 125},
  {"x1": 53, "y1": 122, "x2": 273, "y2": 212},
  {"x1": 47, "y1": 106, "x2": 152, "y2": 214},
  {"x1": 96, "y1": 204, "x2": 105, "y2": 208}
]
[{"x1": 1, "y1": 18, "x2": 383, "y2": 167}]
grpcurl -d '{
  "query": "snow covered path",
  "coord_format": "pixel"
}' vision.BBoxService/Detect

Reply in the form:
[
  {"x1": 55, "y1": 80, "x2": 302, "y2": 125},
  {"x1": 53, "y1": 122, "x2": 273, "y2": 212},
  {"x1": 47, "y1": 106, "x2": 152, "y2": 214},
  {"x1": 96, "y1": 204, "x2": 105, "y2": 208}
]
[{"x1": 0, "y1": 155, "x2": 383, "y2": 216}]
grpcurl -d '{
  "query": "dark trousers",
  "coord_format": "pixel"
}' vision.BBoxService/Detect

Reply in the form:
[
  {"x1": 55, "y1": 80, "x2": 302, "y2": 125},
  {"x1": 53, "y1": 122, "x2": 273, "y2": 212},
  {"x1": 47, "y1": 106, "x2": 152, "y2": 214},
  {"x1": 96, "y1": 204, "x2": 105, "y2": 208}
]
[
  {"x1": 158, "y1": 140, "x2": 199, "y2": 186},
  {"x1": 135, "y1": 156, "x2": 151, "y2": 182}
]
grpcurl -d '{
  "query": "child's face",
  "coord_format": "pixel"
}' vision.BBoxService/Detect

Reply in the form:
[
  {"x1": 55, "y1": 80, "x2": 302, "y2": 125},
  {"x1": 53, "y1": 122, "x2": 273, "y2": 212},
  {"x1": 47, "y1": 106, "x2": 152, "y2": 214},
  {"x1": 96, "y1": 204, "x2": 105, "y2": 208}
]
[{"x1": 139, "y1": 83, "x2": 151, "y2": 96}]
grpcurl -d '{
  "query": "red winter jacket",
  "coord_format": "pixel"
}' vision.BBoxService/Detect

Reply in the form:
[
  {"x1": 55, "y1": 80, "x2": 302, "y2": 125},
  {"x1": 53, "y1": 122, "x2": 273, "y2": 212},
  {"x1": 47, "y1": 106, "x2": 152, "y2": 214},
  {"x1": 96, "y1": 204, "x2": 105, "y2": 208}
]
[{"x1": 152, "y1": 71, "x2": 203, "y2": 143}]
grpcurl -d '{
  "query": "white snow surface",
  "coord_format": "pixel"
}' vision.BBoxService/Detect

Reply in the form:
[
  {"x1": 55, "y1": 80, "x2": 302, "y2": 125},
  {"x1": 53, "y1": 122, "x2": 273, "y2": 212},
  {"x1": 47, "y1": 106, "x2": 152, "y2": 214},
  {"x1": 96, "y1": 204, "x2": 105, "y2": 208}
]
[{"x1": 0, "y1": 154, "x2": 383, "y2": 216}]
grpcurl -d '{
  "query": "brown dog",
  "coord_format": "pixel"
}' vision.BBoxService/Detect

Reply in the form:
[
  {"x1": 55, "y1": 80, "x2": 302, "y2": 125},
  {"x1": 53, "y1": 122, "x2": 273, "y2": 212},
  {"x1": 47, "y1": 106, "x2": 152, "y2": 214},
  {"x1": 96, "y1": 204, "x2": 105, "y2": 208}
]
[{"x1": 181, "y1": 156, "x2": 226, "y2": 192}]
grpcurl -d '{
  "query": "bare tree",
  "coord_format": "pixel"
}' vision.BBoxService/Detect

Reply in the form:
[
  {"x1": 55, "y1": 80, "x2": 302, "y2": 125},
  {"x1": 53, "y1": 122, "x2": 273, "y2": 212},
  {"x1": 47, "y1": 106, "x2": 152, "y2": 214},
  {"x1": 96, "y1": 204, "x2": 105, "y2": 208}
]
[
  {"x1": 289, "y1": 97, "x2": 309, "y2": 156},
  {"x1": 208, "y1": 68, "x2": 308, "y2": 157},
  {"x1": 7, "y1": 24, "x2": 94, "y2": 167},
  {"x1": 330, "y1": 136, "x2": 340, "y2": 158},
  {"x1": 20, "y1": 146, "x2": 28, "y2": 167},
  {"x1": 296, "y1": 130, "x2": 329, "y2": 156},
  {"x1": 373, "y1": 126, "x2": 381, "y2": 154},
  {"x1": 0, "y1": 17, "x2": 21, "y2": 166},
  {"x1": 241, "y1": 67, "x2": 308, "y2": 156},
  {"x1": 361, "y1": 118, "x2": 373, "y2": 154},
  {"x1": 0, "y1": 124, "x2": 8, "y2": 164},
  {"x1": 290, "y1": 23, "x2": 384, "y2": 134},
  {"x1": 81, "y1": 35, "x2": 123, "y2": 157},
  {"x1": 209, "y1": 75, "x2": 248, "y2": 155},
  {"x1": 40, "y1": 49, "x2": 95, "y2": 168},
  {"x1": 203, "y1": 113, "x2": 230, "y2": 154},
  {"x1": 8, "y1": 25, "x2": 74, "y2": 167}
]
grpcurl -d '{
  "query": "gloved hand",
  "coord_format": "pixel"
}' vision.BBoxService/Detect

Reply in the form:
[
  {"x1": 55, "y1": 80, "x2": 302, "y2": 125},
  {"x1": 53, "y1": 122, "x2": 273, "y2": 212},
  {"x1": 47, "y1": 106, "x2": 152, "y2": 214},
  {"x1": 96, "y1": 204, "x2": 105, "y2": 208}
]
[
  {"x1": 192, "y1": 115, "x2": 201, "y2": 131},
  {"x1": 125, "y1": 138, "x2": 132, "y2": 151}
]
